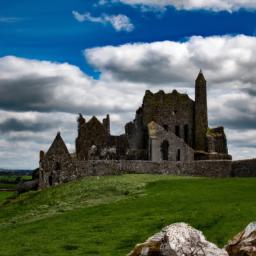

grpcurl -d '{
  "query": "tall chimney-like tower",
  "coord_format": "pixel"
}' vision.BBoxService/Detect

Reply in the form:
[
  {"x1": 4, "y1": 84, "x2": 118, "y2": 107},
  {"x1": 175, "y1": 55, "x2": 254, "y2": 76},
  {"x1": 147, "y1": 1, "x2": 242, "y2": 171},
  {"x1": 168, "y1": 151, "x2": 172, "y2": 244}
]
[
  {"x1": 194, "y1": 70, "x2": 208, "y2": 151},
  {"x1": 103, "y1": 114, "x2": 110, "y2": 134}
]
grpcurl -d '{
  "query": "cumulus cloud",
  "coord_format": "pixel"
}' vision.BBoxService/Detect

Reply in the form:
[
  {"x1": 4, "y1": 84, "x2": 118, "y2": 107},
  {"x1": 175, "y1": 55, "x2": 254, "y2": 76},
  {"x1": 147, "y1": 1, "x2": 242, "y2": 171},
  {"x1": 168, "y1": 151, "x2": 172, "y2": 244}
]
[
  {"x1": 0, "y1": 118, "x2": 54, "y2": 133},
  {"x1": 0, "y1": 56, "x2": 138, "y2": 114},
  {"x1": 85, "y1": 35, "x2": 256, "y2": 86},
  {"x1": 0, "y1": 111, "x2": 78, "y2": 169},
  {"x1": 72, "y1": 11, "x2": 134, "y2": 32},
  {"x1": 208, "y1": 88, "x2": 256, "y2": 130},
  {"x1": 114, "y1": 0, "x2": 256, "y2": 12}
]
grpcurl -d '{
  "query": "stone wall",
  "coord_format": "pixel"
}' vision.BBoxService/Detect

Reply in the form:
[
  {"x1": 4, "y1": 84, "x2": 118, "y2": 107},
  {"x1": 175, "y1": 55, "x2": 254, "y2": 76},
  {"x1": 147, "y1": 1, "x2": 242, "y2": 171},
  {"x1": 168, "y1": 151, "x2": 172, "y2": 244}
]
[
  {"x1": 120, "y1": 160, "x2": 232, "y2": 177},
  {"x1": 76, "y1": 115, "x2": 109, "y2": 160},
  {"x1": 125, "y1": 108, "x2": 145, "y2": 150},
  {"x1": 74, "y1": 160, "x2": 121, "y2": 177},
  {"x1": 73, "y1": 159, "x2": 256, "y2": 178},
  {"x1": 39, "y1": 133, "x2": 77, "y2": 189},
  {"x1": 40, "y1": 158, "x2": 256, "y2": 188},
  {"x1": 231, "y1": 159, "x2": 256, "y2": 177},
  {"x1": 206, "y1": 127, "x2": 228, "y2": 155},
  {"x1": 142, "y1": 90, "x2": 195, "y2": 147},
  {"x1": 148, "y1": 121, "x2": 194, "y2": 162},
  {"x1": 125, "y1": 89, "x2": 195, "y2": 157},
  {"x1": 73, "y1": 160, "x2": 233, "y2": 178}
]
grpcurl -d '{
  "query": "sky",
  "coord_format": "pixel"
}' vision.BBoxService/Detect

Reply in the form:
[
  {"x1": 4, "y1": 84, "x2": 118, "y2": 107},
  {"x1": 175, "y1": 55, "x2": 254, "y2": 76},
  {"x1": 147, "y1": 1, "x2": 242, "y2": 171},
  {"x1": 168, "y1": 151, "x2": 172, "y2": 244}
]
[{"x1": 1, "y1": 0, "x2": 256, "y2": 169}]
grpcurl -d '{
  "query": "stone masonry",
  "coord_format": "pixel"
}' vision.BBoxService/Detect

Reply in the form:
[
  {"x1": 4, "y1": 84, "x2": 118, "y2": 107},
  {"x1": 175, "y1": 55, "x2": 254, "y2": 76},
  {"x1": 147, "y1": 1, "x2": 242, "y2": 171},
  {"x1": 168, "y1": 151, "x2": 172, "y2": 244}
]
[{"x1": 125, "y1": 71, "x2": 231, "y2": 161}]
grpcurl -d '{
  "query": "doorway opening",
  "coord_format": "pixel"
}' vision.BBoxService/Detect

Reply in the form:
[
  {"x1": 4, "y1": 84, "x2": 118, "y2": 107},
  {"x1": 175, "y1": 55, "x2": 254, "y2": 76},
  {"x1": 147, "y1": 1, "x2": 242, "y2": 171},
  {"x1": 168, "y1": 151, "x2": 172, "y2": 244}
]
[{"x1": 161, "y1": 140, "x2": 169, "y2": 160}]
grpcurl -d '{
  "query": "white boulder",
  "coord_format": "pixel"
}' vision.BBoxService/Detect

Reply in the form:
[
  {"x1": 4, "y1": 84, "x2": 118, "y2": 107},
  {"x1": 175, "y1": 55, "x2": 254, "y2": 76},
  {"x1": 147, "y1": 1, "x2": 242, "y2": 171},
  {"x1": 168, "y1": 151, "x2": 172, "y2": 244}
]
[
  {"x1": 225, "y1": 222, "x2": 256, "y2": 256},
  {"x1": 128, "y1": 222, "x2": 228, "y2": 256}
]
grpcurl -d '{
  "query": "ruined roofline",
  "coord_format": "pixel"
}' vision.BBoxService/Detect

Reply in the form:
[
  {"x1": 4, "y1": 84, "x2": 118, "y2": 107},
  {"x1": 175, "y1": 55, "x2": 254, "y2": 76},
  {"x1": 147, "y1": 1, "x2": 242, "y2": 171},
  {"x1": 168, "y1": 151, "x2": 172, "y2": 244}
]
[
  {"x1": 78, "y1": 114, "x2": 111, "y2": 137},
  {"x1": 143, "y1": 71, "x2": 206, "y2": 103},
  {"x1": 78, "y1": 114, "x2": 110, "y2": 128},
  {"x1": 144, "y1": 89, "x2": 193, "y2": 102},
  {"x1": 45, "y1": 131, "x2": 71, "y2": 158},
  {"x1": 87, "y1": 115, "x2": 102, "y2": 125}
]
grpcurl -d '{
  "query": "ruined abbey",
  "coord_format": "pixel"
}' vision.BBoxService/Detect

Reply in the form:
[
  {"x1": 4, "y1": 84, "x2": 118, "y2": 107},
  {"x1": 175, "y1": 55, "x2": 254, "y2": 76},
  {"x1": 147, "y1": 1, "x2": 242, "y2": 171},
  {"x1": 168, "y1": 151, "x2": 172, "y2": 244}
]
[{"x1": 39, "y1": 71, "x2": 233, "y2": 188}]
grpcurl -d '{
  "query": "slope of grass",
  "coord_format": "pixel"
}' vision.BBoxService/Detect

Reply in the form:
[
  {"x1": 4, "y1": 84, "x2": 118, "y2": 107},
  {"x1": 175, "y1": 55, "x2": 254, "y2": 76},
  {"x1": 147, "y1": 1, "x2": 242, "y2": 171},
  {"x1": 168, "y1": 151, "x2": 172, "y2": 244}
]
[
  {"x1": 0, "y1": 175, "x2": 255, "y2": 256},
  {"x1": 0, "y1": 183, "x2": 16, "y2": 189},
  {"x1": 0, "y1": 192, "x2": 13, "y2": 204}
]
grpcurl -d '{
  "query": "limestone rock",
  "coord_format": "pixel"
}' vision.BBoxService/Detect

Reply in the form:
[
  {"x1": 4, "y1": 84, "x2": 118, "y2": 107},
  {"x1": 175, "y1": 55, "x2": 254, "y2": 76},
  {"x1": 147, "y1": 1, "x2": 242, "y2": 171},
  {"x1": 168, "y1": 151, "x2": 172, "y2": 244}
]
[
  {"x1": 225, "y1": 222, "x2": 256, "y2": 256},
  {"x1": 128, "y1": 222, "x2": 228, "y2": 256}
]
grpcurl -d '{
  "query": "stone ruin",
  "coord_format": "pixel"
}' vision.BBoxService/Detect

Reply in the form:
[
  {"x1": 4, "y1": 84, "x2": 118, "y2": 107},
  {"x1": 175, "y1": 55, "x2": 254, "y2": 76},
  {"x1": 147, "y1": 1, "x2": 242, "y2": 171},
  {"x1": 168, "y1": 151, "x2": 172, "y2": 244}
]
[
  {"x1": 38, "y1": 71, "x2": 232, "y2": 189},
  {"x1": 75, "y1": 114, "x2": 128, "y2": 161},
  {"x1": 125, "y1": 70, "x2": 230, "y2": 162}
]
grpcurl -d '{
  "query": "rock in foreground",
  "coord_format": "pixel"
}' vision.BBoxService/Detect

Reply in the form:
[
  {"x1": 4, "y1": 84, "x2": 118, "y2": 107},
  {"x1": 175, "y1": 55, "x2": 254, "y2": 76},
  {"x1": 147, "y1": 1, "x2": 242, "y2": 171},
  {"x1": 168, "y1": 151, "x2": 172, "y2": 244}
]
[
  {"x1": 128, "y1": 222, "x2": 228, "y2": 256},
  {"x1": 225, "y1": 222, "x2": 256, "y2": 256}
]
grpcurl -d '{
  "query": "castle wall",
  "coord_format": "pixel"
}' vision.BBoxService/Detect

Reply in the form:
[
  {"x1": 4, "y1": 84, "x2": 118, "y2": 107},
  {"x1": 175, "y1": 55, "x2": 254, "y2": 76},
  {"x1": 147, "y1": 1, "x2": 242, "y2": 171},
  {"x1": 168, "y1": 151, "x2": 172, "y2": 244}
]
[
  {"x1": 142, "y1": 90, "x2": 195, "y2": 147},
  {"x1": 125, "y1": 108, "x2": 145, "y2": 150},
  {"x1": 39, "y1": 158, "x2": 256, "y2": 188},
  {"x1": 76, "y1": 116, "x2": 109, "y2": 160},
  {"x1": 39, "y1": 133, "x2": 77, "y2": 189},
  {"x1": 206, "y1": 127, "x2": 228, "y2": 155},
  {"x1": 40, "y1": 155, "x2": 76, "y2": 188},
  {"x1": 148, "y1": 121, "x2": 194, "y2": 162},
  {"x1": 121, "y1": 160, "x2": 233, "y2": 177},
  {"x1": 54, "y1": 159, "x2": 256, "y2": 179},
  {"x1": 231, "y1": 159, "x2": 256, "y2": 177}
]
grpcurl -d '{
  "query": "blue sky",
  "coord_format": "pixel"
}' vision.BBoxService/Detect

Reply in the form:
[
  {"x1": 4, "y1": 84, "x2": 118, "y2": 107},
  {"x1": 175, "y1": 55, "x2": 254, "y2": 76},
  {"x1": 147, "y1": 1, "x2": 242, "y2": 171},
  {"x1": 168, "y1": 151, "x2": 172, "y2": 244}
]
[
  {"x1": 1, "y1": 1, "x2": 256, "y2": 75},
  {"x1": 1, "y1": 0, "x2": 256, "y2": 168}
]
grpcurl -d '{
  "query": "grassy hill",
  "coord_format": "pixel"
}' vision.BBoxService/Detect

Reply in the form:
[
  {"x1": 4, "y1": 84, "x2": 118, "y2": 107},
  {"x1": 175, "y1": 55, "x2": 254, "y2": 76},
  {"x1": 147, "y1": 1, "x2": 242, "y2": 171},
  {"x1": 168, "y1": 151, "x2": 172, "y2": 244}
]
[{"x1": 0, "y1": 175, "x2": 256, "y2": 256}]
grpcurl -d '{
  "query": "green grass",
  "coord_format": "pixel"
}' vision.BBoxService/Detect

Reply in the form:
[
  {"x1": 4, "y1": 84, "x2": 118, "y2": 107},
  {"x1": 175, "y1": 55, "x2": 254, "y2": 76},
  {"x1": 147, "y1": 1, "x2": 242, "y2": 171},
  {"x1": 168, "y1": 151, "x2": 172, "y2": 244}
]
[
  {"x1": 0, "y1": 175, "x2": 32, "y2": 190},
  {"x1": 0, "y1": 175, "x2": 255, "y2": 256},
  {"x1": 0, "y1": 192, "x2": 13, "y2": 204},
  {"x1": 0, "y1": 183, "x2": 16, "y2": 189},
  {"x1": 0, "y1": 175, "x2": 17, "y2": 182},
  {"x1": 0, "y1": 175, "x2": 32, "y2": 182}
]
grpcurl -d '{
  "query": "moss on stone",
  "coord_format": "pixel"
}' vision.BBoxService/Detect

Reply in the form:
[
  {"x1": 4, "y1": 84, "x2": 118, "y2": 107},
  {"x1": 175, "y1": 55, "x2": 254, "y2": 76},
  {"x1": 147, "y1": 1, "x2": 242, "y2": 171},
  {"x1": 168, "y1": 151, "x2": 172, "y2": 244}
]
[{"x1": 207, "y1": 128, "x2": 221, "y2": 137}]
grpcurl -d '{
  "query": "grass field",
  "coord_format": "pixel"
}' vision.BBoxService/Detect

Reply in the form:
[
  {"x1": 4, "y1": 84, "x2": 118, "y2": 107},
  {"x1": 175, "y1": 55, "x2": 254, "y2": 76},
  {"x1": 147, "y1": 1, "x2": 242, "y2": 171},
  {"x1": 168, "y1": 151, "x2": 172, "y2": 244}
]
[
  {"x1": 0, "y1": 175, "x2": 32, "y2": 183},
  {"x1": 0, "y1": 175, "x2": 255, "y2": 256},
  {"x1": 0, "y1": 183, "x2": 16, "y2": 189},
  {"x1": 0, "y1": 192, "x2": 13, "y2": 204},
  {"x1": 0, "y1": 175, "x2": 32, "y2": 190}
]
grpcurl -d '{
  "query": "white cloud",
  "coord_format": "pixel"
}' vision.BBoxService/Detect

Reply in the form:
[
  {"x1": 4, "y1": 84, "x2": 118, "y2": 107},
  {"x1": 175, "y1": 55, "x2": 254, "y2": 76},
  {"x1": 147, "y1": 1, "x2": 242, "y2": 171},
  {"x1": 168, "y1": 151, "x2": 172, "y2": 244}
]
[
  {"x1": 98, "y1": 0, "x2": 108, "y2": 5},
  {"x1": 72, "y1": 11, "x2": 88, "y2": 22},
  {"x1": 72, "y1": 11, "x2": 134, "y2": 32},
  {"x1": 114, "y1": 0, "x2": 256, "y2": 12},
  {"x1": 85, "y1": 35, "x2": 256, "y2": 86},
  {"x1": 0, "y1": 56, "x2": 139, "y2": 114}
]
